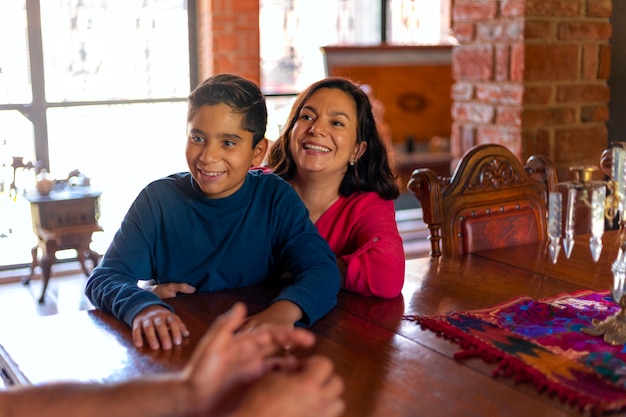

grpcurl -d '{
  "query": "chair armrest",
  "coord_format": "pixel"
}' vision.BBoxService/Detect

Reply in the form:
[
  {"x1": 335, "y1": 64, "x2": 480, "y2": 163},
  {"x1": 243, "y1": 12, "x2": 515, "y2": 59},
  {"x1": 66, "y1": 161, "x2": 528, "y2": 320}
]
[{"x1": 408, "y1": 168, "x2": 445, "y2": 256}]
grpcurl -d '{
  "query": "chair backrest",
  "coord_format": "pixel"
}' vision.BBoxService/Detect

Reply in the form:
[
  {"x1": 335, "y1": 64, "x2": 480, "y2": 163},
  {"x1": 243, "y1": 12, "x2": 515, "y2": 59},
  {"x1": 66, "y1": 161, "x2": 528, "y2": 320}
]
[{"x1": 407, "y1": 144, "x2": 558, "y2": 257}]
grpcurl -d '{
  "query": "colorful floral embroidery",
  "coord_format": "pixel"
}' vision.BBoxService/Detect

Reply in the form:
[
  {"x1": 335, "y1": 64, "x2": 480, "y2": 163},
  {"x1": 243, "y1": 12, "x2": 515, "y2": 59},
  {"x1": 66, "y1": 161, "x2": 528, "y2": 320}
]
[{"x1": 410, "y1": 290, "x2": 626, "y2": 414}]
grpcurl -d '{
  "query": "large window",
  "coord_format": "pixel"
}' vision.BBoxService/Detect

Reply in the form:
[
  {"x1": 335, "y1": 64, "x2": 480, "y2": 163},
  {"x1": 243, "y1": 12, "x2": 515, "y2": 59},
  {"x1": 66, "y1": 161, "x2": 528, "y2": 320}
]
[
  {"x1": 0, "y1": 0, "x2": 190, "y2": 269},
  {"x1": 0, "y1": 0, "x2": 451, "y2": 271},
  {"x1": 259, "y1": 0, "x2": 453, "y2": 140},
  {"x1": 259, "y1": 0, "x2": 452, "y2": 94},
  {"x1": 40, "y1": 1, "x2": 190, "y2": 102}
]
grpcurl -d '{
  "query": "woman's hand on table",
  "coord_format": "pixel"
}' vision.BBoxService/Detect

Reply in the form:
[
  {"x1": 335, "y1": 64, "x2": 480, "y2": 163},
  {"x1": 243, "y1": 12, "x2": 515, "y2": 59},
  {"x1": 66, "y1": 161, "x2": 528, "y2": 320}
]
[{"x1": 131, "y1": 305, "x2": 189, "y2": 350}]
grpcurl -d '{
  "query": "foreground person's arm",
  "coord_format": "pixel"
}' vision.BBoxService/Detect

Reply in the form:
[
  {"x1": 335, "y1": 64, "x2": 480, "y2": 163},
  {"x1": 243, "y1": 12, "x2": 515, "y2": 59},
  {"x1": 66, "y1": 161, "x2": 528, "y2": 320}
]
[
  {"x1": 0, "y1": 303, "x2": 344, "y2": 417},
  {"x1": 229, "y1": 355, "x2": 346, "y2": 417}
]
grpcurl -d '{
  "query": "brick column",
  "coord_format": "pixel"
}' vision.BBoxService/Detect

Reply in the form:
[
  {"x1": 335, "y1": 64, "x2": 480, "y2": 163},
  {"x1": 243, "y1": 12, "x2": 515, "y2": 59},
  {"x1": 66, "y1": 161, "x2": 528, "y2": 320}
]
[
  {"x1": 451, "y1": 0, "x2": 612, "y2": 180},
  {"x1": 195, "y1": 0, "x2": 260, "y2": 86}
]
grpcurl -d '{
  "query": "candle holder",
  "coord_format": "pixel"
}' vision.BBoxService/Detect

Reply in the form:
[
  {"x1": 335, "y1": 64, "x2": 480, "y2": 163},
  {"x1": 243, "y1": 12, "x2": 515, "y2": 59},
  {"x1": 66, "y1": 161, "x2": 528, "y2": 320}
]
[{"x1": 548, "y1": 147, "x2": 626, "y2": 345}]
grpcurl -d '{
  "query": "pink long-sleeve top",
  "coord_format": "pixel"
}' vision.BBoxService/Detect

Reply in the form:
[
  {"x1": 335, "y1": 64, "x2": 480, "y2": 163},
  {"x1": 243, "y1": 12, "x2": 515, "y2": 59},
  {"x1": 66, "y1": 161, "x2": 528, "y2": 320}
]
[{"x1": 315, "y1": 192, "x2": 405, "y2": 298}]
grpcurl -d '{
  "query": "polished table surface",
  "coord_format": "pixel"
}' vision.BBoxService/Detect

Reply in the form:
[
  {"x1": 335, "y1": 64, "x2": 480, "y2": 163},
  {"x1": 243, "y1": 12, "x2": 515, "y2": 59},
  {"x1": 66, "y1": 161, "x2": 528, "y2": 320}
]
[
  {"x1": 1, "y1": 232, "x2": 624, "y2": 416},
  {"x1": 474, "y1": 230, "x2": 621, "y2": 290}
]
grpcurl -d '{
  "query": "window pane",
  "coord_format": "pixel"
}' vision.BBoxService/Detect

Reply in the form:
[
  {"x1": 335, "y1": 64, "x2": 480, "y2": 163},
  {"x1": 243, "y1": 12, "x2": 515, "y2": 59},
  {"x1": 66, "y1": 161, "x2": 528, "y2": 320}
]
[
  {"x1": 260, "y1": 0, "x2": 381, "y2": 94},
  {"x1": 260, "y1": 1, "x2": 455, "y2": 94},
  {"x1": 0, "y1": 1, "x2": 32, "y2": 104},
  {"x1": 47, "y1": 102, "x2": 188, "y2": 253},
  {"x1": 40, "y1": 0, "x2": 190, "y2": 102},
  {"x1": 387, "y1": 0, "x2": 453, "y2": 45},
  {"x1": 0, "y1": 111, "x2": 36, "y2": 194},
  {"x1": 265, "y1": 95, "x2": 297, "y2": 142},
  {"x1": 0, "y1": 111, "x2": 36, "y2": 267}
]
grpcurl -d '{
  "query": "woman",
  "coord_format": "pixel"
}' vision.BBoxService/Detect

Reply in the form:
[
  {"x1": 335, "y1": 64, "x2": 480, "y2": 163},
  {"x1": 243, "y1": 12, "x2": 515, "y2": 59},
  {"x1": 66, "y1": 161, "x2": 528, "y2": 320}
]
[{"x1": 267, "y1": 77, "x2": 405, "y2": 298}]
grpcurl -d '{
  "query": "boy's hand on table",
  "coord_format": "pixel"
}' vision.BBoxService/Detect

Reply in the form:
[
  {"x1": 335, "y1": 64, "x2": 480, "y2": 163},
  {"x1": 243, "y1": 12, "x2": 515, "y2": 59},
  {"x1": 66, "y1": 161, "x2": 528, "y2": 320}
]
[
  {"x1": 132, "y1": 305, "x2": 189, "y2": 350},
  {"x1": 145, "y1": 282, "x2": 196, "y2": 299},
  {"x1": 239, "y1": 300, "x2": 303, "y2": 333}
]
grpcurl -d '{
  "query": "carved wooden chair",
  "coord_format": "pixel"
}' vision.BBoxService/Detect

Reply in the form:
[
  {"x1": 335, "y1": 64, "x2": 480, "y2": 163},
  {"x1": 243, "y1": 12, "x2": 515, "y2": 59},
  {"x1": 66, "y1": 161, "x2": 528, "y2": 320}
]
[{"x1": 407, "y1": 144, "x2": 558, "y2": 257}]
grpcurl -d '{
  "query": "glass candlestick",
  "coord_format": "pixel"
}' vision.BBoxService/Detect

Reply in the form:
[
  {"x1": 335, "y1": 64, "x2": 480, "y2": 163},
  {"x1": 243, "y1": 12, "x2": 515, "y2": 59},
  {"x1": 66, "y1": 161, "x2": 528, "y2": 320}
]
[
  {"x1": 590, "y1": 185, "x2": 606, "y2": 262},
  {"x1": 579, "y1": 147, "x2": 626, "y2": 345},
  {"x1": 547, "y1": 192, "x2": 562, "y2": 263},
  {"x1": 582, "y1": 232, "x2": 626, "y2": 346},
  {"x1": 551, "y1": 165, "x2": 607, "y2": 263},
  {"x1": 563, "y1": 186, "x2": 576, "y2": 258}
]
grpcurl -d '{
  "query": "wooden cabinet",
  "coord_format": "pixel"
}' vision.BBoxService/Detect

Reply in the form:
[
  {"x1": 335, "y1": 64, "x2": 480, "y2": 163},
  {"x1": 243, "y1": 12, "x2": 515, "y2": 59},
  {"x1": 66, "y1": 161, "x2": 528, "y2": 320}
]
[
  {"x1": 22, "y1": 188, "x2": 103, "y2": 303},
  {"x1": 29, "y1": 191, "x2": 100, "y2": 229},
  {"x1": 321, "y1": 45, "x2": 454, "y2": 188},
  {"x1": 321, "y1": 45, "x2": 453, "y2": 147}
]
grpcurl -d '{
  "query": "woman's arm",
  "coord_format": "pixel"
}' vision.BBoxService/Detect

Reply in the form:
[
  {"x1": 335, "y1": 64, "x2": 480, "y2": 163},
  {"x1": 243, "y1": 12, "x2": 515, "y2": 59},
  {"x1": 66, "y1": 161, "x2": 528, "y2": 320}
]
[{"x1": 324, "y1": 195, "x2": 405, "y2": 299}]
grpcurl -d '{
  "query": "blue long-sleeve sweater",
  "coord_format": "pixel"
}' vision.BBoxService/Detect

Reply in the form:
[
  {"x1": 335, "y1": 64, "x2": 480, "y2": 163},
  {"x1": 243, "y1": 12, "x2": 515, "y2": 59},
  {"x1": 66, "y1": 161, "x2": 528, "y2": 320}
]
[{"x1": 85, "y1": 170, "x2": 340, "y2": 327}]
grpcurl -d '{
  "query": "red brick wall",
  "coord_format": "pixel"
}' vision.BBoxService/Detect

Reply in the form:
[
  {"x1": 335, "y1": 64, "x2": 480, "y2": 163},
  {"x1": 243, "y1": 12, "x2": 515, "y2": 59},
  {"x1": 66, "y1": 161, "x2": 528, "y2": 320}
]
[
  {"x1": 196, "y1": 0, "x2": 260, "y2": 85},
  {"x1": 450, "y1": 0, "x2": 612, "y2": 180}
]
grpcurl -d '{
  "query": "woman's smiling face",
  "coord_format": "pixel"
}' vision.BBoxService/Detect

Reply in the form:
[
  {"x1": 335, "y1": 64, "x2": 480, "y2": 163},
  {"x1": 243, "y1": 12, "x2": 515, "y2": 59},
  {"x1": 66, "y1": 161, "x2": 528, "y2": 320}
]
[{"x1": 289, "y1": 87, "x2": 364, "y2": 176}]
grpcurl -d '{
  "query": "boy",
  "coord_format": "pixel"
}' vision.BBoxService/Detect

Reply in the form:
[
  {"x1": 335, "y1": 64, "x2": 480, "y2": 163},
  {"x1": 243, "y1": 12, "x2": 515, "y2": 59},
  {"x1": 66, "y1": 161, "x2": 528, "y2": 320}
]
[{"x1": 86, "y1": 74, "x2": 340, "y2": 350}]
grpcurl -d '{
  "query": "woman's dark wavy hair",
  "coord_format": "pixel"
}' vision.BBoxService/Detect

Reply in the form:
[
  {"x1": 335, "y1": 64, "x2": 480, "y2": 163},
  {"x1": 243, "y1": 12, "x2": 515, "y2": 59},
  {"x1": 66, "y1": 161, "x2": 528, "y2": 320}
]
[
  {"x1": 267, "y1": 77, "x2": 399, "y2": 200},
  {"x1": 187, "y1": 74, "x2": 268, "y2": 148}
]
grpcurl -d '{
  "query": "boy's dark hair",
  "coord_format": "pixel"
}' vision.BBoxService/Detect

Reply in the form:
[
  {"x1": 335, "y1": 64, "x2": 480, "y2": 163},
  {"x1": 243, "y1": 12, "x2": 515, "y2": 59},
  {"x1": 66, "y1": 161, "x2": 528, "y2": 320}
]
[
  {"x1": 267, "y1": 77, "x2": 400, "y2": 200},
  {"x1": 187, "y1": 74, "x2": 268, "y2": 148}
]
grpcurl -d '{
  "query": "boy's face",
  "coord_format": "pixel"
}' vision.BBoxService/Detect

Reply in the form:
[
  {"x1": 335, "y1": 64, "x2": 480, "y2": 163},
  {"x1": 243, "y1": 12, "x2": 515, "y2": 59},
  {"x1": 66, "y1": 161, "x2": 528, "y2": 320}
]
[{"x1": 186, "y1": 104, "x2": 267, "y2": 199}]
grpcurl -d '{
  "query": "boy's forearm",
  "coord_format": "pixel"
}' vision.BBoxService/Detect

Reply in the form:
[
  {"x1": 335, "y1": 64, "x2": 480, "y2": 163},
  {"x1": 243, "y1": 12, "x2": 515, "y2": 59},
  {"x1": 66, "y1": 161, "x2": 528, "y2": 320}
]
[{"x1": 268, "y1": 300, "x2": 303, "y2": 324}]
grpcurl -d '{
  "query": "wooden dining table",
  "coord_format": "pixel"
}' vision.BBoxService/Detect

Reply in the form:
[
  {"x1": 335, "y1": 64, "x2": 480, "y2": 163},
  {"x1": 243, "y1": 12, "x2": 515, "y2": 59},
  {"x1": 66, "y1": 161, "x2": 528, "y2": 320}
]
[{"x1": 1, "y1": 231, "x2": 624, "y2": 416}]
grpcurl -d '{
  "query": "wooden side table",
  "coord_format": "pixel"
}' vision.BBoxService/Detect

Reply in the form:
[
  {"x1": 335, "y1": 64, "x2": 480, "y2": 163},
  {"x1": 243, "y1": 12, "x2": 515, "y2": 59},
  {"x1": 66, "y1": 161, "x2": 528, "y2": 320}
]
[{"x1": 21, "y1": 188, "x2": 103, "y2": 303}]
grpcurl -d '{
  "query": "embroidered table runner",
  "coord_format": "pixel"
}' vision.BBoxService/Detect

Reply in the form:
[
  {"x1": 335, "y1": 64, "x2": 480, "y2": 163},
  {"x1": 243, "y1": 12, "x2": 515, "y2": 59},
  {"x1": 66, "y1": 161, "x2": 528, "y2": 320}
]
[{"x1": 409, "y1": 290, "x2": 626, "y2": 414}]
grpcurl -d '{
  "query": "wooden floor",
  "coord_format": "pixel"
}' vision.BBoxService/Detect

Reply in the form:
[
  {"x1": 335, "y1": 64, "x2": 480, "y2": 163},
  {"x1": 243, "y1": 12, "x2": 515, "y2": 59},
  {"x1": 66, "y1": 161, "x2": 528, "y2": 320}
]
[{"x1": 0, "y1": 263, "x2": 93, "y2": 318}]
